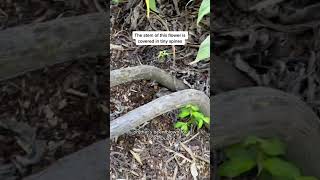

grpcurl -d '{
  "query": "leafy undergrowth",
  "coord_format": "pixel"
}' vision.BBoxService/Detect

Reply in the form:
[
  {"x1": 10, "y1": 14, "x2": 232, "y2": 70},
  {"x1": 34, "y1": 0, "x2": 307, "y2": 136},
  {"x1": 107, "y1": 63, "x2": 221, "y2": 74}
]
[{"x1": 218, "y1": 136, "x2": 318, "y2": 180}]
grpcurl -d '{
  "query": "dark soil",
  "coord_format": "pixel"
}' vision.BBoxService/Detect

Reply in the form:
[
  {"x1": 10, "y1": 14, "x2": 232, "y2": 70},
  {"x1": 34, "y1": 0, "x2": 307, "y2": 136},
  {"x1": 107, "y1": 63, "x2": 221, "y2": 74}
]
[
  {"x1": 0, "y1": 58, "x2": 108, "y2": 179},
  {"x1": 214, "y1": 0, "x2": 320, "y2": 179},
  {"x1": 0, "y1": 2, "x2": 108, "y2": 179}
]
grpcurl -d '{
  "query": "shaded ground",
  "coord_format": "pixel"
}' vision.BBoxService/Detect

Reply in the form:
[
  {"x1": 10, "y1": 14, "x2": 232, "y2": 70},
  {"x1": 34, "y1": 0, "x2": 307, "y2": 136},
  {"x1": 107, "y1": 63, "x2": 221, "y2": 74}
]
[
  {"x1": 0, "y1": 0, "x2": 106, "y2": 29},
  {"x1": 213, "y1": 0, "x2": 320, "y2": 179},
  {"x1": 110, "y1": 0, "x2": 210, "y2": 179},
  {"x1": 0, "y1": 58, "x2": 108, "y2": 179},
  {"x1": 0, "y1": 2, "x2": 108, "y2": 179}
]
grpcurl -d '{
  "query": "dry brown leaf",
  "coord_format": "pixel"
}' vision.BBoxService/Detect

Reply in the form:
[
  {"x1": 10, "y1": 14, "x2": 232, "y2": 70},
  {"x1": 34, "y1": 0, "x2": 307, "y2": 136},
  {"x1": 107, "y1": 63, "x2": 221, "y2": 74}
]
[
  {"x1": 190, "y1": 162, "x2": 198, "y2": 180},
  {"x1": 130, "y1": 150, "x2": 143, "y2": 165}
]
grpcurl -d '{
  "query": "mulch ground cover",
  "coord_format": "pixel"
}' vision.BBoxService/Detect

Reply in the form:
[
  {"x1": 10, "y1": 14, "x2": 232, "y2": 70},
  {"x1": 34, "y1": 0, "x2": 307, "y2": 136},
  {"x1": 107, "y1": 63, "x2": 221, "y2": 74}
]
[
  {"x1": 0, "y1": 1, "x2": 107, "y2": 179},
  {"x1": 214, "y1": 0, "x2": 320, "y2": 179}
]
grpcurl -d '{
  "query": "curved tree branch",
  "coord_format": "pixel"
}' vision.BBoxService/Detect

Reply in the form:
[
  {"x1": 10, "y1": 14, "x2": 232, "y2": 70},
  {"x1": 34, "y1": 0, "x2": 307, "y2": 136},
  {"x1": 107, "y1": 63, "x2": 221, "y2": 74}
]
[
  {"x1": 111, "y1": 89, "x2": 210, "y2": 139},
  {"x1": 111, "y1": 65, "x2": 188, "y2": 91}
]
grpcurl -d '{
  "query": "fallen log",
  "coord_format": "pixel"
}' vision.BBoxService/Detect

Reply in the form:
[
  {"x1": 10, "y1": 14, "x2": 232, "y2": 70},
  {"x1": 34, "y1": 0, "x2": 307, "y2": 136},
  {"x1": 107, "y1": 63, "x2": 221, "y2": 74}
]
[
  {"x1": 0, "y1": 12, "x2": 106, "y2": 81},
  {"x1": 23, "y1": 140, "x2": 107, "y2": 180},
  {"x1": 111, "y1": 65, "x2": 188, "y2": 91},
  {"x1": 111, "y1": 89, "x2": 210, "y2": 139},
  {"x1": 213, "y1": 87, "x2": 320, "y2": 178}
]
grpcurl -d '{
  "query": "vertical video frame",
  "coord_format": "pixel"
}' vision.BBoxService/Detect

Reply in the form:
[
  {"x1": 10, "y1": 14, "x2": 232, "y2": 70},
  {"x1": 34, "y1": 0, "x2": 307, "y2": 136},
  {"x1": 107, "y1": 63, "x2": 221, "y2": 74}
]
[{"x1": 110, "y1": 0, "x2": 210, "y2": 179}]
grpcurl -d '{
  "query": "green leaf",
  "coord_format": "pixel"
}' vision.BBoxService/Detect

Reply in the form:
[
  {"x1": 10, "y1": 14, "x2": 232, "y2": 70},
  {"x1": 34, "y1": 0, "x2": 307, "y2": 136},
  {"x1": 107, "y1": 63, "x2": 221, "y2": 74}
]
[
  {"x1": 149, "y1": 0, "x2": 158, "y2": 12},
  {"x1": 295, "y1": 176, "x2": 319, "y2": 180},
  {"x1": 174, "y1": 122, "x2": 186, "y2": 128},
  {"x1": 197, "y1": 0, "x2": 210, "y2": 25},
  {"x1": 189, "y1": 35, "x2": 210, "y2": 64},
  {"x1": 192, "y1": 112, "x2": 205, "y2": 121},
  {"x1": 178, "y1": 108, "x2": 190, "y2": 118},
  {"x1": 262, "y1": 158, "x2": 301, "y2": 179},
  {"x1": 145, "y1": 0, "x2": 157, "y2": 18},
  {"x1": 244, "y1": 136, "x2": 262, "y2": 147},
  {"x1": 190, "y1": 105, "x2": 200, "y2": 112},
  {"x1": 225, "y1": 143, "x2": 256, "y2": 160},
  {"x1": 218, "y1": 156, "x2": 256, "y2": 178},
  {"x1": 260, "y1": 138, "x2": 286, "y2": 156},
  {"x1": 181, "y1": 124, "x2": 189, "y2": 134},
  {"x1": 203, "y1": 117, "x2": 210, "y2": 124},
  {"x1": 197, "y1": 118, "x2": 203, "y2": 129}
]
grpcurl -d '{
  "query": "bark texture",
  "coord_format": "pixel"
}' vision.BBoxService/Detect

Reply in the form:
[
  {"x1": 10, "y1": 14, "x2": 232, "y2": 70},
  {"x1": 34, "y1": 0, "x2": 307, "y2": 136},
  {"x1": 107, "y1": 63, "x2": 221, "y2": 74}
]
[
  {"x1": 0, "y1": 12, "x2": 106, "y2": 80},
  {"x1": 111, "y1": 65, "x2": 188, "y2": 91},
  {"x1": 23, "y1": 140, "x2": 107, "y2": 180},
  {"x1": 111, "y1": 89, "x2": 210, "y2": 138}
]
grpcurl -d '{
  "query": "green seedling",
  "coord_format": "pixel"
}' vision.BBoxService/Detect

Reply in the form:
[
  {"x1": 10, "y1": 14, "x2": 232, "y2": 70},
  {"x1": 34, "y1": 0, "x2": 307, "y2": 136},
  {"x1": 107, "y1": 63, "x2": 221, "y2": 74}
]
[
  {"x1": 174, "y1": 104, "x2": 210, "y2": 134},
  {"x1": 157, "y1": 50, "x2": 170, "y2": 62},
  {"x1": 145, "y1": 0, "x2": 158, "y2": 18},
  {"x1": 218, "y1": 136, "x2": 319, "y2": 180}
]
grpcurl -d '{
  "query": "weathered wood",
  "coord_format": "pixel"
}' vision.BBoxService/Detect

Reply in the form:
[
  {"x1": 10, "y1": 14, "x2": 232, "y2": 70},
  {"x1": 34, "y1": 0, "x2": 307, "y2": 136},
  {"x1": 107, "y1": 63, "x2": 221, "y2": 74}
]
[
  {"x1": 0, "y1": 12, "x2": 106, "y2": 81},
  {"x1": 23, "y1": 140, "x2": 107, "y2": 180},
  {"x1": 111, "y1": 89, "x2": 210, "y2": 139},
  {"x1": 111, "y1": 65, "x2": 188, "y2": 91},
  {"x1": 213, "y1": 87, "x2": 320, "y2": 177}
]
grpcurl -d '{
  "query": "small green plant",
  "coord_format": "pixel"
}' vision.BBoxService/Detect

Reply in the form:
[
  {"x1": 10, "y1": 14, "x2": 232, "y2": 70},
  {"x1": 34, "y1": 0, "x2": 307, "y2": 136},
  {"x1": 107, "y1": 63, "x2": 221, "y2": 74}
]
[
  {"x1": 218, "y1": 136, "x2": 319, "y2": 180},
  {"x1": 157, "y1": 50, "x2": 170, "y2": 62},
  {"x1": 145, "y1": 0, "x2": 158, "y2": 18},
  {"x1": 174, "y1": 104, "x2": 210, "y2": 134}
]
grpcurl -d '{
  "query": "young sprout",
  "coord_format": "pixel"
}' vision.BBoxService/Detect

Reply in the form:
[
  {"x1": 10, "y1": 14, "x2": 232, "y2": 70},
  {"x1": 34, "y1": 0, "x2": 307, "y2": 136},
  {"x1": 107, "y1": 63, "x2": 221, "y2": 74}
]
[
  {"x1": 174, "y1": 104, "x2": 210, "y2": 134},
  {"x1": 157, "y1": 50, "x2": 170, "y2": 62}
]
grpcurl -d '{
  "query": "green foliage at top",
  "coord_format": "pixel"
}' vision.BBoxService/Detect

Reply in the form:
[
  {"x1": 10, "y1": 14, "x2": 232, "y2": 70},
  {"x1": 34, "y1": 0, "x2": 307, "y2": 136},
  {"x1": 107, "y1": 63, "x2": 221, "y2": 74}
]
[
  {"x1": 192, "y1": 0, "x2": 210, "y2": 64},
  {"x1": 218, "y1": 136, "x2": 319, "y2": 180},
  {"x1": 197, "y1": 0, "x2": 210, "y2": 25},
  {"x1": 145, "y1": 0, "x2": 158, "y2": 18},
  {"x1": 174, "y1": 104, "x2": 210, "y2": 134}
]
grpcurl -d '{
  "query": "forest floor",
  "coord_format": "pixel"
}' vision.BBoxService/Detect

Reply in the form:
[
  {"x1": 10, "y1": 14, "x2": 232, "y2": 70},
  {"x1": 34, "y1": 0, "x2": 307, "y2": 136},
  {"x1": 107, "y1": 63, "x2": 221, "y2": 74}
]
[
  {"x1": 110, "y1": 0, "x2": 210, "y2": 179},
  {"x1": 0, "y1": 1, "x2": 107, "y2": 179}
]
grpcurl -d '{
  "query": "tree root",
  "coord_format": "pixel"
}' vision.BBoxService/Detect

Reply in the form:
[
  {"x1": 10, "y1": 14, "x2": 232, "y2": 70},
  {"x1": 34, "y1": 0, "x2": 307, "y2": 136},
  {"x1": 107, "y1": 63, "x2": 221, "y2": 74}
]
[
  {"x1": 111, "y1": 89, "x2": 210, "y2": 139},
  {"x1": 111, "y1": 65, "x2": 188, "y2": 91},
  {"x1": 23, "y1": 140, "x2": 107, "y2": 180},
  {"x1": 213, "y1": 87, "x2": 320, "y2": 177},
  {"x1": 0, "y1": 12, "x2": 106, "y2": 81}
]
